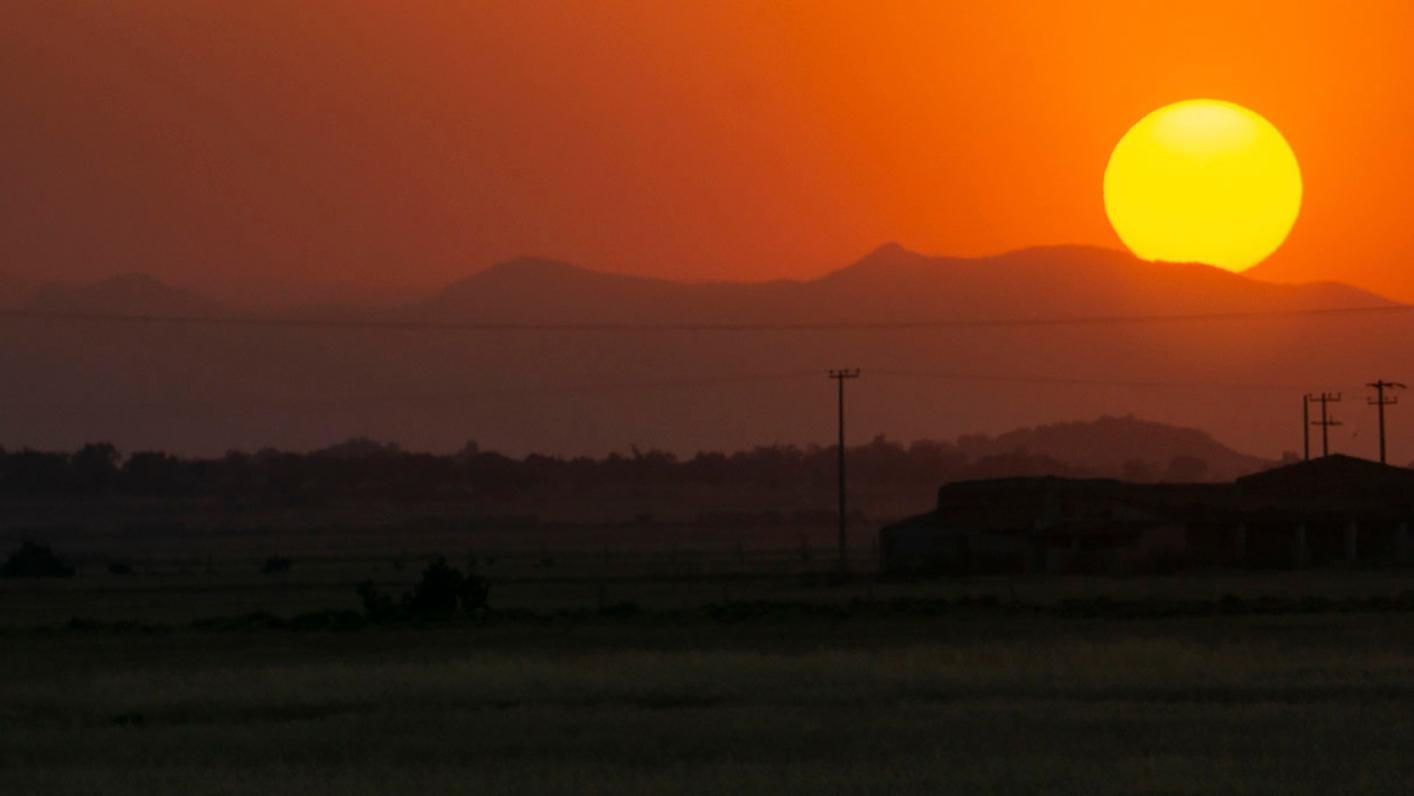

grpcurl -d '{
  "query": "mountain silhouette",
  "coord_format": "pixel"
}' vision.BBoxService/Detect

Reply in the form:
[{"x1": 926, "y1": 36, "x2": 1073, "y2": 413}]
[
  {"x1": 0, "y1": 245, "x2": 1404, "y2": 460},
  {"x1": 408, "y1": 244, "x2": 1388, "y2": 326},
  {"x1": 956, "y1": 414, "x2": 1272, "y2": 480}
]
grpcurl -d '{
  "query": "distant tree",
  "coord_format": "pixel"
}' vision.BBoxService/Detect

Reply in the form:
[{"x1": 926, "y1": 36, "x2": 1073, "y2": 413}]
[
  {"x1": 261, "y1": 556, "x2": 293, "y2": 575},
  {"x1": 0, "y1": 541, "x2": 75, "y2": 578},
  {"x1": 122, "y1": 451, "x2": 187, "y2": 495},
  {"x1": 5, "y1": 450, "x2": 71, "y2": 494},
  {"x1": 71, "y1": 443, "x2": 120, "y2": 493},
  {"x1": 971, "y1": 449, "x2": 1079, "y2": 480},
  {"x1": 355, "y1": 580, "x2": 397, "y2": 620}
]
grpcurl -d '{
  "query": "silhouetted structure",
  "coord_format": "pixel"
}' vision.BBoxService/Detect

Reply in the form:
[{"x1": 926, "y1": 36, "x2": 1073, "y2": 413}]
[{"x1": 881, "y1": 455, "x2": 1414, "y2": 575}]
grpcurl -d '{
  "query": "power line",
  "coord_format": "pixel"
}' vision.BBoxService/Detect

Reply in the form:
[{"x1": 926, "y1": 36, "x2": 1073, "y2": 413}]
[
  {"x1": 0, "y1": 302, "x2": 1409, "y2": 334},
  {"x1": 874, "y1": 368, "x2": 1322, "y2": 392},
  {"x1": 0, "y1": 367, "x2": 1371, "y2": 414}
]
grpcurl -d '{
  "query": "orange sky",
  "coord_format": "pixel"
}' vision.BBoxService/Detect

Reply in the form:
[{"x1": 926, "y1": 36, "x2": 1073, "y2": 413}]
[{"x1": 4, "y1": 1, "x2": 1413, "y2": 302}]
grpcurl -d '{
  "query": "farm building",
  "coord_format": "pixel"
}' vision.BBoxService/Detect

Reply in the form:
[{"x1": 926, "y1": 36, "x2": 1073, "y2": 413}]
[{"x1": 879, "y1": 455, "x2": 1414, "y2": 575}]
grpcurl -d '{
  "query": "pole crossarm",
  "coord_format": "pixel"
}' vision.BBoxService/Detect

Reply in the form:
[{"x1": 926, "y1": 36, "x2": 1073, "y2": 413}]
[
  {"x1": 1308, "y1": 392, "x2": 1343, "y2": 458},
  {"x1": 1367, "y1": 381, "x2": 1407, "y2": 464}
]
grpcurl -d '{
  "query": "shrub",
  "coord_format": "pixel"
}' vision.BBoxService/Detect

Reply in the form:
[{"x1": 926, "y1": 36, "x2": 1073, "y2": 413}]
[
  {"x1": 598, "y1": 601, "x2": 641, "y2": 618},
  {"x1": 410, "y1": 557, "x2": 489, "y2": 617},
  {"x1": 409, "y1": 558, "x2": 463, "y2": 618},
  {"x1": 0, "y1": 541, "x2": 75, "y2": 578},
  {"x1": 356, "y1": 557, "x2": 489, "y2": 622},
  {"x1": 261, "y1": 556, "x2": 292, "y2": 575}
]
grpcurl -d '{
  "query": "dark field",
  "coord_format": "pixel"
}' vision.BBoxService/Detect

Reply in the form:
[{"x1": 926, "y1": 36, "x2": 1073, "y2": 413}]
[{"x1": 5, "y1": 551, "x2": 1414, "y2": 794}]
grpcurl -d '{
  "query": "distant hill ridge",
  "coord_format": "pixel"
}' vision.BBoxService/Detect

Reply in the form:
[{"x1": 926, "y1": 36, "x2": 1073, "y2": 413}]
[
  {"x1": 410, "y1": 244, "x2": 1393, "y2": 326},
  {"x1": 298, "y1": 415, "x2": 1266, "y2": 481},
  {"x1": 954, "y1": 415, "x2": 1273, "y2": 481},
  {"x1": 7, "y1": 244, "x2": 1395, "y2": 322},
  {"x1": 0, "y1": 244, "x2": 1403, "y2": 458}
]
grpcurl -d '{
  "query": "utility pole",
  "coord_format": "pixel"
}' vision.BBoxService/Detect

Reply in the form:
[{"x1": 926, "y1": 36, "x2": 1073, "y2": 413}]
[
  {"x1": 1310, "y1": 392, "x2": 1343, "y2": 457},
  {"x1": 1302, "y1": 393, "x2": 1311, "y2": 461},
  {"x1": 828, "y1": 369, "x2": 860, "y2": 576},
  {"x1": 1367, "y1": 380, "x2": 1406, "y2": 465}
]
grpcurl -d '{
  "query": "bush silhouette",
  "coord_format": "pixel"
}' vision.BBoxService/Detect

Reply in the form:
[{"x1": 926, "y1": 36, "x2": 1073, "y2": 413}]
[
  {"x1": 261, "y1": 556, "x2": 292, "y2": 575},
  {"x1": 356, "y1": 557, "x2": 488, "y2": 622},
  {"x1": 0, "y1": 541, "x2": 75, "y2": 578},
  {"x1": 409, "y1": 558, "x2": 464, "y2": 617}
]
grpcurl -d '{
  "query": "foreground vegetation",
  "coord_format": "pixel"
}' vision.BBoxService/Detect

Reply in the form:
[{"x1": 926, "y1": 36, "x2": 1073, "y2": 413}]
[
  {"x1": 6, "y1": 538, "x2": 1414, "y2": 793},
  {"x1": 3, "y1": 607, "x2": 1414, "y2": 794}
]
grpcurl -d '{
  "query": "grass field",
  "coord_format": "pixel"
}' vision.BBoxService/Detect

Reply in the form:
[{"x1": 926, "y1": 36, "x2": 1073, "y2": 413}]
[
  {"x1": 6, "y1": 541, "x2": 1414, "y2": 622},
  {"x1": 4, "y1": 586, "x2": 1414, "y2": 794},
  {"x1": 6, "y1": 540, "x2": 1414, "y2": 794}
]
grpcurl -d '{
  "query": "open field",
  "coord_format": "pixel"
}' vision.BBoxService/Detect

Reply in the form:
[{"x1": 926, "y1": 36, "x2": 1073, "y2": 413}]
[
  {"x1": 4, "y1": 543, "x2": 1414, "y2": 796},
  {"x1": 6, "y1": 535, "x2": 1414, "y2": 794},
  {"x1": 4, "y1": 610, "x2": 1414, "y2": 795},
  {"x1": 5, "y1": 547, "x2": 1414, "y2": 622}
]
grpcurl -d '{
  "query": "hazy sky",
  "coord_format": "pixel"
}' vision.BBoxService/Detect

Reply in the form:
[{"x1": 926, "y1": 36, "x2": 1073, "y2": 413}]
[{"x1": 5, "y1": 1, "x2": 1414, "y2": 300}]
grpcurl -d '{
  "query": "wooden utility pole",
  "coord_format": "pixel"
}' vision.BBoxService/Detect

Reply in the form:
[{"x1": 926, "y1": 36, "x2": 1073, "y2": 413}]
[
  {"x1": 1367, "y1": 380, "x2": 1406, "y2": 465},
  {"x1": 1302, "y1": 393, "x2": 1311, "y2": 461},
  {"x1": 828, "y1": 369, "x2": 860, "y2": 576},
  {"x1": 1310, "y1": 392, "x2": 1343, "y2": 457}
]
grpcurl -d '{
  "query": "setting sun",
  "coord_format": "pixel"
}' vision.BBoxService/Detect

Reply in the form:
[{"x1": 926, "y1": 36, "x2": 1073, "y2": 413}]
[{"x1": 1103, "y1": 99, "x2": 1302, "y2": 272}]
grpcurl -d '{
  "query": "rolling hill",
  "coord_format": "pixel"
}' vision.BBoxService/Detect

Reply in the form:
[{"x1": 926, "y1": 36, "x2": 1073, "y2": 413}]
[
  {"x1": 410, "y1": 244, "x2": 1389, "y2": 326},
  {"x1": 0, "y1": 245, "x2": 1404, "y2": 462}
]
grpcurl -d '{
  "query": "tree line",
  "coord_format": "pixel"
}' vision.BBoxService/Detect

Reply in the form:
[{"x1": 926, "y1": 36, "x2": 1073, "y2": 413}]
[{"x1": 0, "y1": 435, "x2": 1211, "y2": 504}]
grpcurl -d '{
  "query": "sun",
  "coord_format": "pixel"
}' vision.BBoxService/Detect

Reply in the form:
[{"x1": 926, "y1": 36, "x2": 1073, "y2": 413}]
[{"x1": 1103, "y1": 99, "x2": 1302, "y2": 273}]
